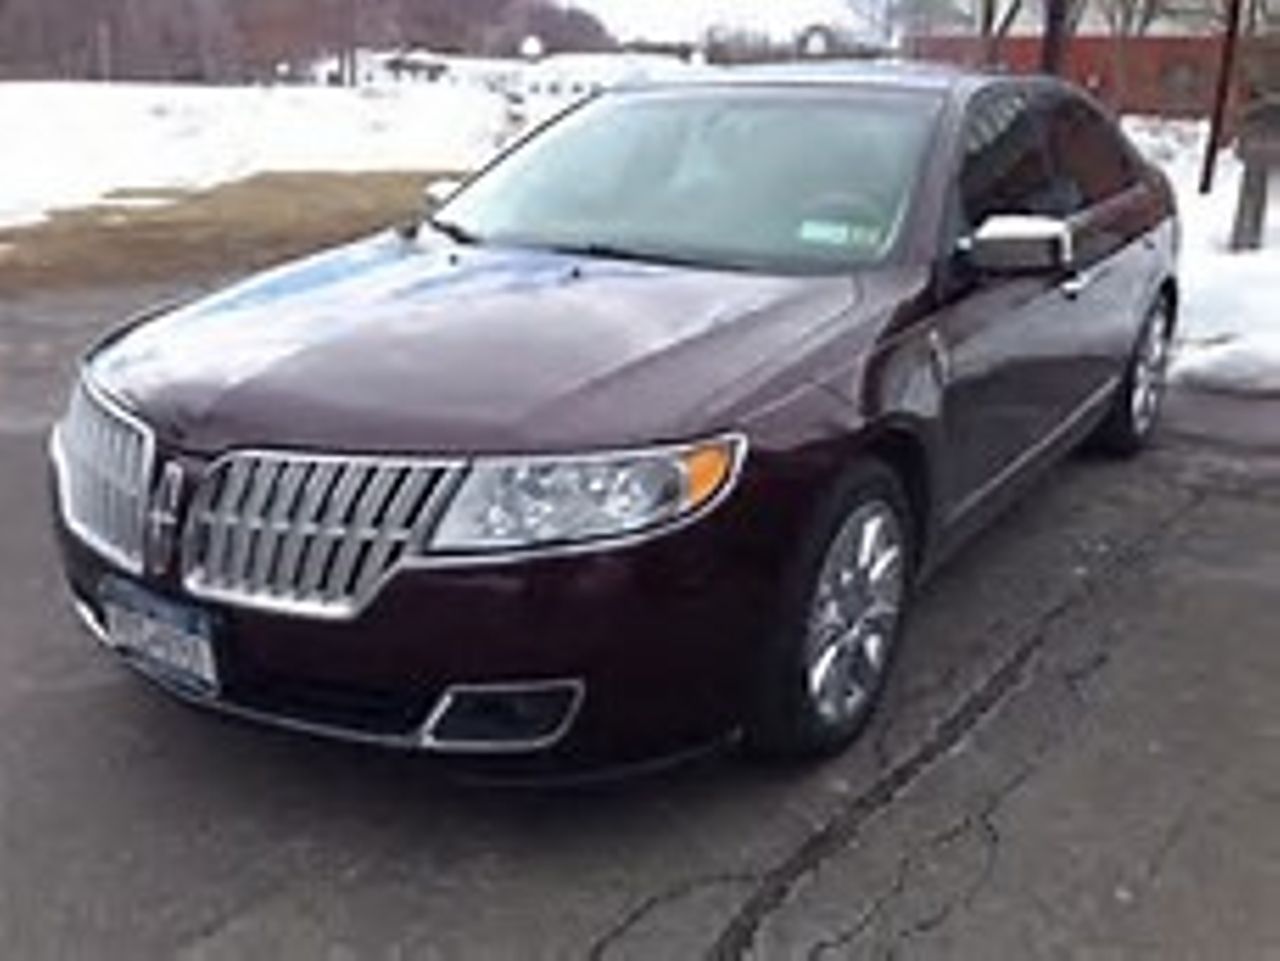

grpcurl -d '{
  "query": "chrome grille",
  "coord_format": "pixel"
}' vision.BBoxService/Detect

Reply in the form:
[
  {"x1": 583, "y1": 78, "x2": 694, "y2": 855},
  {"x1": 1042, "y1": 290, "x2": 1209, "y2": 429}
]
[
  {"x1": 182, "y1": 452, "x2": 455, "y2": 618},
  {"x1": 54, "y1": 377, "x2": 155, "y2": 573}
]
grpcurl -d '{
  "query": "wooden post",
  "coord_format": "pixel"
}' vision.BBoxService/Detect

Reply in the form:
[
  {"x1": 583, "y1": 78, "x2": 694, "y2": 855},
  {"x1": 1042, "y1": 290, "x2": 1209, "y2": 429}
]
[
  {"x1": 1230, "y1": 161, "x2": 1268, "y2": 249},
  {"x1": 1200, "y1": 0, "x2": 1245, "y2": 194},
  {"x1": 1229, "y1": 102, "x2": 1279, "y2": 250}
]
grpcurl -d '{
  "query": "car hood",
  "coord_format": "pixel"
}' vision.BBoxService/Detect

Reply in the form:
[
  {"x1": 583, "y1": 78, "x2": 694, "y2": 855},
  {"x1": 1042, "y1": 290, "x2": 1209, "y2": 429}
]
[{"x1": 90, "y1": 232, "x2": 863, "y2": 455}]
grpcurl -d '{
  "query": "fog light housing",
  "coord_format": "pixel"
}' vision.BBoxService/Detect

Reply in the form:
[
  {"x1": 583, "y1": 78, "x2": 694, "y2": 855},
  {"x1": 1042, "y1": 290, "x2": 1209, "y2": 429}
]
[{"x1": 421, "y1": 681, "x2": 584, "y2": 753}]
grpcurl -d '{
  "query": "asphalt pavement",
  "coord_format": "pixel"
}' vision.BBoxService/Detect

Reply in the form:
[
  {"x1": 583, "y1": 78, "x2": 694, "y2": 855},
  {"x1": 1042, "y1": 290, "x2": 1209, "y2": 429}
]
[{"x1": 2, "y1": 284, "x2": 1278, "y2": 960}]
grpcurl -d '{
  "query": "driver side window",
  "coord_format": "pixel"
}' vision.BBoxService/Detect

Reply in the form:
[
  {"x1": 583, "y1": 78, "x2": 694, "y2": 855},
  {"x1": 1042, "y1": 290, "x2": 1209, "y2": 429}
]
[{"x1": 957, "y1": 90, "x2": 1059, "y2": 236}]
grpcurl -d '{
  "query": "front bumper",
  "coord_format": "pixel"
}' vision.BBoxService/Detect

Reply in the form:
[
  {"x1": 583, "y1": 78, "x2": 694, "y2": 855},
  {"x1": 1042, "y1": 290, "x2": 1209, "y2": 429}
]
[{"x1": 53, "y1": 483, "x2": 781, "y2": 768}]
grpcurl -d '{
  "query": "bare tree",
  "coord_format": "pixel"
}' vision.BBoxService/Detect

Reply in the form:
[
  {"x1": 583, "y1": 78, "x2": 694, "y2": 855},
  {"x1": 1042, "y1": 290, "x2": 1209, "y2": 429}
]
[
  {"x1": 978, "y1": 0, "x2": 1026, "y2": 64},
  {"x1": 1098, "y1": 0, "x2": 1159, "y2": 107},
  {"x1": 398, "y1": 0, "x2": 517, "y2": 52},
  {"x1": 480, "y1": 0, "x2": 616, "y2": 55},
  {"x1": 191, "y1": 0, "x2": 244, "y2": 80},
  {"x1": 0, "y1": 0, "x2": 619, "y2": 81}
]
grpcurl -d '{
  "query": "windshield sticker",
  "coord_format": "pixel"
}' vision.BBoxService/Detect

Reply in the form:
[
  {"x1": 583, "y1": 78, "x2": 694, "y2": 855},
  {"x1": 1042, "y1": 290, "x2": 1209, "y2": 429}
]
[{"x1": 798, "y1": 220, "x2": 885, "y2": 249}]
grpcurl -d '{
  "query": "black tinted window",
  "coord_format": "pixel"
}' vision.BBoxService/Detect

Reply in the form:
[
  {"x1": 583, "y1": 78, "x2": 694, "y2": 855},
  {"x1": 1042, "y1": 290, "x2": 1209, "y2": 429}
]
[
  {"x1": 1043, "y1": 96, "x2": 1138, "y2": 210},
  {"x1": 958, "y1": 90, "x2": 1058, "y2": 231}
]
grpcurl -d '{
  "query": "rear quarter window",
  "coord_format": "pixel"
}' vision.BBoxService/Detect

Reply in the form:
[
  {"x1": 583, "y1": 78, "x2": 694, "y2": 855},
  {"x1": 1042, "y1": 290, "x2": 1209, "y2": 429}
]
[{"x1": 1042, "y1": 95, "x2": 1140, "y2": 210}]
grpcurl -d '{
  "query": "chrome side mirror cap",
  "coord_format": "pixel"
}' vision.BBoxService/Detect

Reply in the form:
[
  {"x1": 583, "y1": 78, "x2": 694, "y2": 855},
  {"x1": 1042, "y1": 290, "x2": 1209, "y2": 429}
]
[{"x1": 962, "y1": 215, "x2": 1074, "y2": 274}]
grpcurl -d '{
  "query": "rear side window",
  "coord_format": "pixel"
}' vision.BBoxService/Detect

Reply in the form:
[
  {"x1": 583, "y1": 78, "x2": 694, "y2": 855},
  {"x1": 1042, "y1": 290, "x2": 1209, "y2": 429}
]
[
  {"x1": 957, "y1": 89, "x2": 1059, "y2": 232},
  {"x1": 1042, "y1": 95, "x2": 1139, "y2": 210}
]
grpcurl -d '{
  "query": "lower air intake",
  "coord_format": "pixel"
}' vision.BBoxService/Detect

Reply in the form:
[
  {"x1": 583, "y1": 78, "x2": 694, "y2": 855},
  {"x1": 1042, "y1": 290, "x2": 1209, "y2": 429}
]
[{"x1": 421, "y1": 681, "x2": 584, "y2": 753}]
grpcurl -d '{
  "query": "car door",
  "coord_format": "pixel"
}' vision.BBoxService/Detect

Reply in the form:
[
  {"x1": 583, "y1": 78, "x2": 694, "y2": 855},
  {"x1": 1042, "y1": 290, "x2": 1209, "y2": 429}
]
[
  {"x1": 931, "y1": 85, "x2": 1086, "y2": 520},
  {"x1": 1038, "y1": 90, "x2": 1164, "y2": 401}
]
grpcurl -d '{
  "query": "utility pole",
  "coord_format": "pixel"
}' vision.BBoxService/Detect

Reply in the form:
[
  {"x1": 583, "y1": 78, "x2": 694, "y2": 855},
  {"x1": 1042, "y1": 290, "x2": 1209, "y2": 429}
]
[
  {"x1": 1200, "y1": 0, "x2": 1246, "y2": 194},
  {"x1": 1041, "y1": 0, "x2": 1070, "y2": 74}
]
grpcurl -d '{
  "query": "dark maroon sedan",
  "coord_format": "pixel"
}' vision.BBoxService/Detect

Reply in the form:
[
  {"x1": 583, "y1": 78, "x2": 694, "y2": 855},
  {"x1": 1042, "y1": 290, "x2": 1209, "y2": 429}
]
[{"x1": 49, "y1": 64, "x2": 1177, "y2": 769}]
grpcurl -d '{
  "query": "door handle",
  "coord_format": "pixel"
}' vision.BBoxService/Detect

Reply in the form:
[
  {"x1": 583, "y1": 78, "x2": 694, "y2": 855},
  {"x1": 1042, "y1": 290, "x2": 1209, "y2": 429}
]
[{"x1": 1059, "y1": 271, "x2": 1092, "y2": 299}]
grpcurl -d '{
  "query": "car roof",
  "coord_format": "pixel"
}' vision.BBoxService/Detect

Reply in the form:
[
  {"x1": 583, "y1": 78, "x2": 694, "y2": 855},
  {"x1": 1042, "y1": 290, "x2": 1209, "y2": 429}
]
[
  {"x1": 618, "y1": 59, "x2": 1057, "y2": 103},
  {"x1": 716, "y1": 59, "x2": 971, "y2": 89}
]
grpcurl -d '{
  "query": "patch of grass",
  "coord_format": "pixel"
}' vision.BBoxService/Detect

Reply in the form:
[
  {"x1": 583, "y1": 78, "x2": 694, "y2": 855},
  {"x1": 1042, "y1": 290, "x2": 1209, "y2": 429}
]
[{"x1": 0, "y1": 171, "x2": 454, "y2": 294}]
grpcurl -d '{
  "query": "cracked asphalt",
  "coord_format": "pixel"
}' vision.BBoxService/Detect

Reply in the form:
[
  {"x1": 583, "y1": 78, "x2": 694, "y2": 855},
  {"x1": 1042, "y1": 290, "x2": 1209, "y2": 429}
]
[{"x1": 2, "y1": 282, "x2": 1279, "y2": 960}]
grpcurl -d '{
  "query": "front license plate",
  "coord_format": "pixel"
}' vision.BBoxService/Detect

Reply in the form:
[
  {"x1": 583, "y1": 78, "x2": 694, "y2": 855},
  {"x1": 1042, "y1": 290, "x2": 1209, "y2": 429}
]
[{"x1": 100, "y1": 579, "x2": 219, "y2": 694}]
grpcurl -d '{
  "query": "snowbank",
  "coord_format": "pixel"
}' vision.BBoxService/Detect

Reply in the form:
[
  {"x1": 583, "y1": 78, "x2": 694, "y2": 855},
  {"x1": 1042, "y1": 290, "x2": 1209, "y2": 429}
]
[
  {"x1": 1126, "y1": 117, "x2": 1280, "y2": 396},
  {"x1": 0, "y1": 82, "x2": 508, "y2": 229}
]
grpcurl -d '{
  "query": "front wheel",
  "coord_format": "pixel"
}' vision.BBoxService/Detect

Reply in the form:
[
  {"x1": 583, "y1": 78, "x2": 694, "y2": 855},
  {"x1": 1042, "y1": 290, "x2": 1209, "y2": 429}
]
[
  {"x1": 744, "y1": 459, "x2": 914, "y2": 759},
  {"x1": 1092, "y1": 302, "x2": 1173, "y2": 456}
]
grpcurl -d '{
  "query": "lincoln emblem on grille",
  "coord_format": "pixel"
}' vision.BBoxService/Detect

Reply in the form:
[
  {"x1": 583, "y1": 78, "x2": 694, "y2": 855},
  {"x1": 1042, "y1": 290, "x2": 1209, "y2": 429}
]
[{"x1": 145, "y1": 461, "x2": 185, "y2": 575}]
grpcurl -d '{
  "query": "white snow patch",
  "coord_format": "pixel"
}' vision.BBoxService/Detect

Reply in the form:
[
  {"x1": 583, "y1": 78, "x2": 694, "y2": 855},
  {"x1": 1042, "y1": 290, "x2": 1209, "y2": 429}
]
[
  {"x1": 0, "y1": 81, "x2": 508, "y2": 229},
  {"x1": 1126, "y1": 117, "x2": 1280, "y2": 396},
  {"x1": 97, "y1": 195, "x2": 177, "y2": 211}
]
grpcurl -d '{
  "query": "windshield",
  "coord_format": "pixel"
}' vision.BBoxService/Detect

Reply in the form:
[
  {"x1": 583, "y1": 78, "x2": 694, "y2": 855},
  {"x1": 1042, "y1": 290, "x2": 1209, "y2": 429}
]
[{"x1": 436, "y1": 87, "x2": 942, "y2": 274}]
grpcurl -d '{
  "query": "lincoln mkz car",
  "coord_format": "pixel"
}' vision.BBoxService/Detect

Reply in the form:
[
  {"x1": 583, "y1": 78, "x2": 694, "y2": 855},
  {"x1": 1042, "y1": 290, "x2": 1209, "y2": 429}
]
[{"x1": 49, "y1": 65, "x2": 1177, "y2": 770}]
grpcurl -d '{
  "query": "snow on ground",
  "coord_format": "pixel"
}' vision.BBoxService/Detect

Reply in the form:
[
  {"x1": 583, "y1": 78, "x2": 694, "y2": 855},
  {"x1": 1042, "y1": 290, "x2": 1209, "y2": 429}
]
[
  {"x1": 1126, "y1": 117, "x2": 1280, "y2": 396},
  {"x1": 0, "y1": 82, "x2": 509, "y2": 229}
]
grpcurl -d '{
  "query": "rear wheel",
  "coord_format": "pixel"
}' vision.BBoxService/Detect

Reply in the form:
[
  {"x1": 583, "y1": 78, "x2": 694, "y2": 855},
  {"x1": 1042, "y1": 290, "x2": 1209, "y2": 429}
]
[
  {"x1": 745, "y1": 459, "x2": 914, "y2": 759},
  {"x1": 1093, "y1": 301, "x2": 1173, "y2": 456}
]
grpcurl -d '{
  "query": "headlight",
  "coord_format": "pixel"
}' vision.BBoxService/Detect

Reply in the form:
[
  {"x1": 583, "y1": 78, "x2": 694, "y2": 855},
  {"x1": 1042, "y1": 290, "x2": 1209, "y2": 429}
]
[{"x1": 428, "y1": 434, "x2": 746, "y2": 555}]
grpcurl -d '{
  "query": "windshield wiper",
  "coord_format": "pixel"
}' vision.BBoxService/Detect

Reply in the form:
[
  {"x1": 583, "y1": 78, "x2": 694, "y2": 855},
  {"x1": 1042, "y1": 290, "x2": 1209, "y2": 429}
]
[
  {"x1": 426, "y1": 216, "x2": 481, "y2": 246},
  {"x1": 539, "y1": 241, "x2": 715, "y2": 270}
]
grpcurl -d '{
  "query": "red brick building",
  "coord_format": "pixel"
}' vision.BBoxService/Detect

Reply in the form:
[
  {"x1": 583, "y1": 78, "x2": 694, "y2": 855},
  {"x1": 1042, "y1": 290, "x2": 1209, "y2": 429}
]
[{"x1": 906, "y1": 32, "x2": 1235, "y2": 116}]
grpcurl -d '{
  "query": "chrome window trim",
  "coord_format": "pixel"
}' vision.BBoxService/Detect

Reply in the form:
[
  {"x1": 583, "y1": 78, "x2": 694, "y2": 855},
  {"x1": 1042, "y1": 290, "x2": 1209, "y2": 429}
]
[{"x1": 49, "y1": 372, "x2": 157, "y2": 576}]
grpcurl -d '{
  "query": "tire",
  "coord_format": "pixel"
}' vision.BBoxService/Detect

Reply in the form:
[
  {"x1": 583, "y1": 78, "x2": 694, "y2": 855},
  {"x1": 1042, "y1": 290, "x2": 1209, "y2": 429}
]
[
  {"x1": 744, "y1": 458, "x2": 915, "y2": 760},
  {"x1": 1092, "y1": 300, "x2": 1173, "y2": 457}
]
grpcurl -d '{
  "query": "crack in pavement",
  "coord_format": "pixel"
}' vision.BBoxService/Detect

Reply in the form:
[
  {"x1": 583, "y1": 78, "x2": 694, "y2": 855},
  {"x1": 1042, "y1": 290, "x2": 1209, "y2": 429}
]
[
  {"x1": 804, "y1": 758, "x2": 1040, "y2": 960},
  {"x1": 584, "y1": 872, "x2": 759, "y2": 961},
  {"x1": 804, "y1": 818, "x2": 983, "y2": 960},
  {"x1": 887, "y1": 817, "x2": 998, "y2": 951},
  {"x1": 1138, "y1": 800, "x2": 1195, "y2": 893},
  {"x1": 1061, "y1": 649, "x2": 1112, "y2": 704},
  {"x1": 703, "y1": 483, "x2": 1209, "y2": 961}
]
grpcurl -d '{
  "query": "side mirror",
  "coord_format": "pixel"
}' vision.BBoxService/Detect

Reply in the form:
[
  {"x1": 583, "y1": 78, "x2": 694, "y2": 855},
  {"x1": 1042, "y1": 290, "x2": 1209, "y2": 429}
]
[
  {"x1": 962, "y1": 215, "x2": 1074, "y2": 274},
  {"x1": 423, "y1": 177, "x2": 463, "y2": 210}
]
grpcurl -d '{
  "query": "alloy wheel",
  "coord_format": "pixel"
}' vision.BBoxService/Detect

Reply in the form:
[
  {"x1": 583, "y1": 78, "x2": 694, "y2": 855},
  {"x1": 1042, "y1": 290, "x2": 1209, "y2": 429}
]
[
  {"x1": 1131, "y1": 317, "x2": 1171, "y2": 437},
  {"x1": 804, "y1": 500, "x2": 906, "y2": 727}
]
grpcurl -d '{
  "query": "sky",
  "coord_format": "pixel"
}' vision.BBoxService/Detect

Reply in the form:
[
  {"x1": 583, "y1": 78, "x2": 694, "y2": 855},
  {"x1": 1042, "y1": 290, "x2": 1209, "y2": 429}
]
[{"x1": 569, "y1": 0, "x2": 867, "y2": 43}]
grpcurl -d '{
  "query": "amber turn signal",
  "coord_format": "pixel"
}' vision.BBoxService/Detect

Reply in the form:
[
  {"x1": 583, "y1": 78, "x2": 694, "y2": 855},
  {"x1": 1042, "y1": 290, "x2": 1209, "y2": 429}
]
[{"x1": 681, "y1": 440, "x2": 738, "y2": 509}]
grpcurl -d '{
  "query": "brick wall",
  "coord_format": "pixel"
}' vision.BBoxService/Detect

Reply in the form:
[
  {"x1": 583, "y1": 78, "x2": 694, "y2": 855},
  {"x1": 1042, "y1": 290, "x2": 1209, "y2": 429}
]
[{"x1": 906, "y1": 34, "x2": 1235, "y2": 117}]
